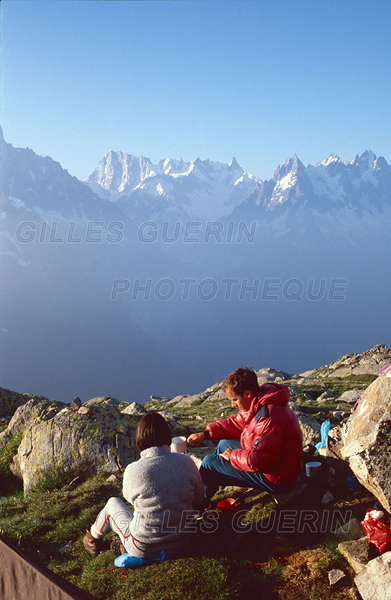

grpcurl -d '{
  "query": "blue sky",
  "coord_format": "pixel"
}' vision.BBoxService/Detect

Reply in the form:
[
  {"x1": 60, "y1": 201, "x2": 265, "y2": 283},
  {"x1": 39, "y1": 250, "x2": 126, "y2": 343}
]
[{"x1": 1, "y1": 0, "x2": 390, "y2": 180}]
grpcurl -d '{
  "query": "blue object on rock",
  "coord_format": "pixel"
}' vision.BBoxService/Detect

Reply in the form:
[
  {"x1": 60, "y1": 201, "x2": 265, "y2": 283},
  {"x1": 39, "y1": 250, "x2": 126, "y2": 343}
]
[
  {"x1": 347, "y1": 475, "x2": 360, "y2": 491},
  {"x1": 114, "y1": 550, "x2": 166, "y2": 568},
  {"x1": 315, "y1": 419, "x2": 330, "y2": 451}
]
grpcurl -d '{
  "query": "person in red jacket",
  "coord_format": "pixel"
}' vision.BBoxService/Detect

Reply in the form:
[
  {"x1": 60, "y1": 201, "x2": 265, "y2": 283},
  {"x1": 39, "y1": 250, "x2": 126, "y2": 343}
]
[{"x1": 187, "y1": 367, "x2": 303, "y2": 504}]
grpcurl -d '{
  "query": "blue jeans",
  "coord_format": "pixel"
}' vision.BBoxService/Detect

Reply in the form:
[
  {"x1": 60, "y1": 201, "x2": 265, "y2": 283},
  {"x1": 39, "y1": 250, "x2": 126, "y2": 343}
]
[{"x1": 200, "y1": 439, "x2": 292, "y2": 501}]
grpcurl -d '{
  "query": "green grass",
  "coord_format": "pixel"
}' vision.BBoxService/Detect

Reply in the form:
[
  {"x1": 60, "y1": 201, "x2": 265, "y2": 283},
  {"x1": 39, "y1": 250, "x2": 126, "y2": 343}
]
[
  {"x1": 74, "y1": 554, "x2": 235, "y2": 600},
  {"x1": 262, "y1": 557, "x2": 285, "y2": 580},
  {"x1": 0, "y1": 474, "x2": 122, "y2": 556},
  {"x1": 0, "y1": 429, "x2": 24, "y2": 474},
  {"x1": 300, "y1": 374, "x2": 376, "y2": 396},
  {"x1": 0, "y1": 473, "x2": 271, "y2": 600},
  {"x1": 2, "y1": 469, "x2": 357, "y2": 600},
  {"x1": 0, "y1": 429, "x2": 24, "y2": 495}
]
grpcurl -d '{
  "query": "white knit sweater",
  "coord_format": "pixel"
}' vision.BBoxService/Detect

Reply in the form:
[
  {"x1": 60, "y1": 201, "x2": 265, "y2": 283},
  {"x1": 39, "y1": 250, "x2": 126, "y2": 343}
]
[{"x1": 123, "y1": 445, "x2": 204, "y2": 546}]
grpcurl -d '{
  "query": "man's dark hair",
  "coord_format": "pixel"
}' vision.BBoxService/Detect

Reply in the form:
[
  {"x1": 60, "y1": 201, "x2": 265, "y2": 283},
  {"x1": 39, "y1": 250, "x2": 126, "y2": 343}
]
[
  {"x1": 136, "y1": 412, "x2": 172, "y2": 451},
  {"x1": 222, "y1": 367, "x2": 259, "y2": 396}
]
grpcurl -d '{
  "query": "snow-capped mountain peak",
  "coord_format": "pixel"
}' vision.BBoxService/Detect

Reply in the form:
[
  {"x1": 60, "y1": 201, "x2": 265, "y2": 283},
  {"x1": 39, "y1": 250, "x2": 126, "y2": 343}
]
[
  {"x1": 267, "y1": 155, "x2": 310, "y2": 206},
  {"x1": 233, "y1": 149, "x2": 391, "y2": 220},
  {"x1": 316, "y1": 154, "x2": 342, "y2": 167},
  {"x1": 348, "y1": 149, "x2": 376, "y2": 168},
  {"x1": 84, "y1": 152, "x2": 261, "y2": 220},
  {"x1": 86, "y1": 151, "x2": 156, "y2": 197}
]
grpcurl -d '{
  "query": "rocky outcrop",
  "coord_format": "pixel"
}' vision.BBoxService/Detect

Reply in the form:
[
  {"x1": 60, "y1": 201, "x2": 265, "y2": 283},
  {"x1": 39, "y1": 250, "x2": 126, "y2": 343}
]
[
  {"x1": 301, "y1": 344, "x2": 391, "y2": 378},
  {"x1": 0, "y1": 387, "x2": 51, "y2": 419},
  {"x1": 328, "y1": 368, "x2": 391, "y2": 512},
  {"x1": 2, "y1": 346, "x2": 389, "y2": 499},
  {"x1": 1, "y1": 389, "x2": 192, "y2": 492},
  {"x1": 0, "y1": 397, "x2": 66, "y2": 449},
  {"x1": 2, "y1": 399, "x2": 142, "y2": 492}
]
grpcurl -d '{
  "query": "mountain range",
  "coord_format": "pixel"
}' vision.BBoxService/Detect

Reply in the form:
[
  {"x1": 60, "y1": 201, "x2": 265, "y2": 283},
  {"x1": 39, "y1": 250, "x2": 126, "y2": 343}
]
[
  {"x1": 1, "y1": 128, "x2": 390, "y2": 403},
  {"x1": 83, "y1": 145, "x2": 391, "y2": 224},
  {"x1": 85, "y1": 151, "x2": 259, "y2": 221}
]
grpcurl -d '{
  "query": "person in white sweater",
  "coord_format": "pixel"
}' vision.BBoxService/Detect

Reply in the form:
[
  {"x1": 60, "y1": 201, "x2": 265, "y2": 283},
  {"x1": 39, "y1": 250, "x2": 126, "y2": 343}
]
[{"x1": 83, "y1": 412, "x2": 205, "y2": 559}]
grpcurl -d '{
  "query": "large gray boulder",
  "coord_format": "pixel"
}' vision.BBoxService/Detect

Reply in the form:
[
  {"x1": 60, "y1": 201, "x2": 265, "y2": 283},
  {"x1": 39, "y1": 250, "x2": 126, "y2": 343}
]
[
  {"x1": 4, "y1": 399, "x2": 142, "y2": 492},
  {"x1": 328, "y1": 369, "x2": 391, "y2": 512}
]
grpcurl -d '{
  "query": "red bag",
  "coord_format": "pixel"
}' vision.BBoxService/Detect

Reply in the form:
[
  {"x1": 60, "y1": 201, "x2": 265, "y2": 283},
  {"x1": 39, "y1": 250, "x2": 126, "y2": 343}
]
[{"x1": 360, "y1": 508, "x2": 391, "y2": 554}]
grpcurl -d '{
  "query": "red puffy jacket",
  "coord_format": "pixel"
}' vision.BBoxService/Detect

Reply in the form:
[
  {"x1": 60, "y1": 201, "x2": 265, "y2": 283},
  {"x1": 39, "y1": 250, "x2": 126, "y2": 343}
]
[{"x1": 206, "y1": 383, "x2": 303, "y2": 486}]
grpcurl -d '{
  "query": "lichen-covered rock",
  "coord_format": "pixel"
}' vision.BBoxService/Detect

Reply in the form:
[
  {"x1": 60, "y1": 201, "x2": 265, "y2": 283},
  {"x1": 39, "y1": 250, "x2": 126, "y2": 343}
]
[
  {"x1": 328, "y1": 370, "x2": 391, "y2": 512},
  {"x1": 289, "y1": 401, "x2": 321, "y2": 445},
  {"x1": 0, "y1": 387, "x2": 50, "y2": 419},
  {"x1": 121, "y1": 402, "x2": 148, "y2": 416},
  {"x1": 11, "y1": 404, "x2": 142, "y2": 492},
  {"x1": 0, "y1": 397, "x2": 66, "y2": 449}
]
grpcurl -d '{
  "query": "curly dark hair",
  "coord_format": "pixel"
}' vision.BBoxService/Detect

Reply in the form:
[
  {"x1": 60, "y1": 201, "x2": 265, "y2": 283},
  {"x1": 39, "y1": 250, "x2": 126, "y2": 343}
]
[
  {"x1": 136, "y1": 412, "x2": 172, "y2": 451},
  {"x1": 222, "y1": 367, "x2": 259, "y2": 396}
]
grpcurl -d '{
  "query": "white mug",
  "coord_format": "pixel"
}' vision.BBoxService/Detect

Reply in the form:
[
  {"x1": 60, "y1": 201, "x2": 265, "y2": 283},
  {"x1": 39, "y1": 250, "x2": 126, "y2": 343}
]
[{"x1": 171, "y1": 436, "x2": 187, "y2": 454}]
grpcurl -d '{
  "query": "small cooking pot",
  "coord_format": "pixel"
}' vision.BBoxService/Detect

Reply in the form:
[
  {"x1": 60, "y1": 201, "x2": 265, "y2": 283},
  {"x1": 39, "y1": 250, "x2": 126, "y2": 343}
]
[{"x1": 305, "y1": 461, "x2": 322, "y2": 478}]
